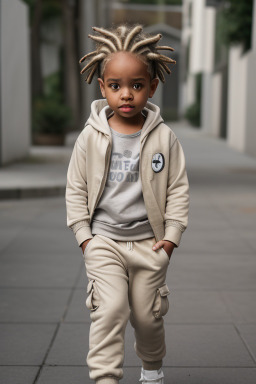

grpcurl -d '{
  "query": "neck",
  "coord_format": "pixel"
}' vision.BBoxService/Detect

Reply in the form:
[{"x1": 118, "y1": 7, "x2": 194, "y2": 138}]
[{"x1": 108, "y1": 113, "x2": 145, "y2": 134}]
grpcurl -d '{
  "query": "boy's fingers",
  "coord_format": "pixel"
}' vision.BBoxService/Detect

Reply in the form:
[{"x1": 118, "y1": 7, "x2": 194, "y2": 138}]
[{"x1": 152, "y1": 241, "x2": 164, "y2": 250}]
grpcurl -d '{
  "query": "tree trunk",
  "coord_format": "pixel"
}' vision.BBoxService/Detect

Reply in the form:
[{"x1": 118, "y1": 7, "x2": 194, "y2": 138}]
[
  {"x1": 31, "y1": 0, "x2": 43, "y2": 97},
  {"x1": 62, "y1": 0, "x2": 80, "y2": 131}
]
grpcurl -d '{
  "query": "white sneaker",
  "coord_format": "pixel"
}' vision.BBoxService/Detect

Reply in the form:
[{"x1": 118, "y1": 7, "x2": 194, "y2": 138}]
[{"x1": 139, "y1": 368, "x2": 164, "y2": 384}]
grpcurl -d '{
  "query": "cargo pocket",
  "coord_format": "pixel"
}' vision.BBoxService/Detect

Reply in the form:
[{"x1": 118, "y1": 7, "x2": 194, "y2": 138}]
[
  {"x1": 85, "y1": 279, "x2": 100, "y2": 312},
  {"x1": 152, "y1": 283, "x2": 170, "y2": 319}
]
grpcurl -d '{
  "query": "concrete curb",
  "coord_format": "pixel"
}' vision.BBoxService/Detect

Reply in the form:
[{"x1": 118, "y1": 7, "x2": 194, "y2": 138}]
[{"x1": 0, "y1": 186, "x2": 66, "y2": 200}]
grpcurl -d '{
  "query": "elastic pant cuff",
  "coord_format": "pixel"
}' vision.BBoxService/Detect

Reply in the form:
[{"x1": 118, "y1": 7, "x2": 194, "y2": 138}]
[
  {"x1": 95, "y1": 377, "x2": 119, "y2": 384},
  {"x1": 142, "y1": 360, "x2": 162, "y2": 370}
]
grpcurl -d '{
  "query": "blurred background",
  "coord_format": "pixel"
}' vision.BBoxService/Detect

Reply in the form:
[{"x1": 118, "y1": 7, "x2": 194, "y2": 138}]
[
  {"x1": 0, "y1": 0, "x2": 255, "y2": 165},
  {"x1": 1, "y1": 2, "x2": 256, "y2": 384}
]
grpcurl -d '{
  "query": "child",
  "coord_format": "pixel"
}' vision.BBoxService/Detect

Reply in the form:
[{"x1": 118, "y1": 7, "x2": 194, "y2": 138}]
[{"x1": 66, "y1": 25, "x2": 189, "y2": 384}]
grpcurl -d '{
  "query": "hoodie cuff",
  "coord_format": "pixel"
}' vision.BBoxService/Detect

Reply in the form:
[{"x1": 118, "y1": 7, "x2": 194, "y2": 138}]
[
  {"x1": 163, "y1": 225, "x2": 183, "y2": 247},
  {"x1": 74, "y1": 226, "x2": 93, "y2": 247}
]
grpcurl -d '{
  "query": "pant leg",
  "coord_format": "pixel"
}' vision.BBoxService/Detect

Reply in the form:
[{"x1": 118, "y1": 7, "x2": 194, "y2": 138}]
[
  {"x1": 83, "y1": 235, "x2": 130, "y2": 382},
  {"x1": 127, "y1": 237, "x2": 170, "y2": 369}
]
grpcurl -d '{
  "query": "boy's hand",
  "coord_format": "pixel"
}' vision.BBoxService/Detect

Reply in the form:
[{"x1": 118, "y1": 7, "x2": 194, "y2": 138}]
[
  {"x1": 152, "y1": 240, "x2": 175, "y2": 259},
  {"x1": 81, "y1": 239, "x2": 92, "y2": 254}
]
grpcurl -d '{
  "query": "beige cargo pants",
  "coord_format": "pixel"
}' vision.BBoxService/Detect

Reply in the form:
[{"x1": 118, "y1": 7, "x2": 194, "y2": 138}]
[{"x1": 83, "y1": 234, "x2": 170, "y2": 384}]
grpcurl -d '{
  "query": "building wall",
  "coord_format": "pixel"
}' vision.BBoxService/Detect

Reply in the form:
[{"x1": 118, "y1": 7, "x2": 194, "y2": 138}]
[
  {"x1": 0, "y1": 0, "x2": 30, "y2": 166},
  {"x1": 227, "y1": 0, "x2": 256, "y2": 156},
  {"x1": 181, "y1": 0, "x2": 256, "y2": 157},
  {"x1": 227, "y1": 45, "x2": 248, "y2": 152},
  {"x1": 244, "y1": 0, "x2": 256, "y2": 157},
  {"x1": 189, "y1": 0, "x2": 205, "y2": 75},
  {"x1": 201, "y1": 7, "x2": 218, "y2": 134}
]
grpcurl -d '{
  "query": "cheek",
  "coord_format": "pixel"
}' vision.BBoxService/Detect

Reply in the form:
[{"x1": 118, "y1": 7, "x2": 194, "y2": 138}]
[{"x1": 105, "y1": 93, "x2": 117, "y2": 106}]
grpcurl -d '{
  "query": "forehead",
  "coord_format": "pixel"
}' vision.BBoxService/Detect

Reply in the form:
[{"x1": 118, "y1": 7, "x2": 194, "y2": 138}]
[{"x1": 103, "y1": 51, "x2": 150, "y2": 80}]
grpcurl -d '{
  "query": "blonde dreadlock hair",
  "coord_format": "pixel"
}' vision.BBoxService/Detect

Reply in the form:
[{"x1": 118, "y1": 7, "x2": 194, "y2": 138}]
[{"x1": 79, "y1": 25, "x2": 176, "y2": 84}]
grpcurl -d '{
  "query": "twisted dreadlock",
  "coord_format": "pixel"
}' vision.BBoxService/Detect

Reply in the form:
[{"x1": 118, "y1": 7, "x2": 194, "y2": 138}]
[{"x1": 79, "y1": 25, "x2": 176, "y2": 84}]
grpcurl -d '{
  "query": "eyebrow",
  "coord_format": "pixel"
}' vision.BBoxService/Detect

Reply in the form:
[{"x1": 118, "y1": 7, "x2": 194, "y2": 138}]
[
  {"x1": 106, "y1": 78, "x2": 121, "y2": 83},
  {"x1": 106, "y1": 77, "x2": 147, "y2": 83}
]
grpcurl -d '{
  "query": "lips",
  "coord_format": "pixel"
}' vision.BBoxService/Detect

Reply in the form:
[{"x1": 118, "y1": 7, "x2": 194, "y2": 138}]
[{"x1": 119, "y1": 105, "x2": 135, "y2": 112}]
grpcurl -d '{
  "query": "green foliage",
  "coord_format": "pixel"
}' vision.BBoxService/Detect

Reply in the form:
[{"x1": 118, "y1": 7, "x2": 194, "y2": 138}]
[
  {"x1": 33, "y1": 96, "x2": 72, "y2": 135},
  {"x1": 44, "y1": 71, "x2": 64, "y2": 101},
  {"x1": 124, "y1": 0, "x2": 182, "y2": 4},
  {"x1": 21, "y1": 0, "x2": 61, "y2": 25},
  {"x1": 33, "y1": 71, "x2": 72, "y2": 135},
  {"x1": 185, "y1": 102, "x2": 200, "y2": 127},
  {"x1": 214, "y1": 8, "x2": 228, "y2": 67},
  {"x1": 42, "y1": 0, "x2": 62, "y2": 20},
  {"x1": 221, "y1": 0, "x2": 253, "y2": 51},
  {"x1": 185, "y1": 73, "x2": 202, "y2": 128}
]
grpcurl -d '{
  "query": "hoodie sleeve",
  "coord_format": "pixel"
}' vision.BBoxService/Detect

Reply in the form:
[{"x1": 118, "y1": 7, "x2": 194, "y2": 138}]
[
  {"x1": 163, "y1": 137, "x2": 189, "y2": 247},
  {"x1": 65, "y1": 134, "x2": 93, "y2": 247}
]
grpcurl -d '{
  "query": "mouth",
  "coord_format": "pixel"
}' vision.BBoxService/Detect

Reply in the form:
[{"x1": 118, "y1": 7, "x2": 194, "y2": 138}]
[{"x1": 119, "y1": 105, "x2": 135, "y2": 112}]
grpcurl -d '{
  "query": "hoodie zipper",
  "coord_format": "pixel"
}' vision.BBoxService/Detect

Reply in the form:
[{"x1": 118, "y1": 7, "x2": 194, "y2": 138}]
[{"x1": 91, "y1": 138, "x2": 112, "y2": 219}]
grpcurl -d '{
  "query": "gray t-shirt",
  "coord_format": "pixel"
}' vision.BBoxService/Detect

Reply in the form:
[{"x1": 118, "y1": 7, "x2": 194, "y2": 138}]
[{"x1": 91, "y1": 127, "x2": 154, "y2": 240}]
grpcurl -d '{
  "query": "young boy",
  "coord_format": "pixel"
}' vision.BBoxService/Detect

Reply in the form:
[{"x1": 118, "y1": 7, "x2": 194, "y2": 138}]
[{"x1": 66, "y1": 25, "x2": 189, "y2": 384}]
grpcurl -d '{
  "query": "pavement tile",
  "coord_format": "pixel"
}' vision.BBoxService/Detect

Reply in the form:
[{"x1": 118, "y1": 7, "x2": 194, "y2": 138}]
[
  {"x1": 124, "y1": 323, "x2": 255, "y2": 367},
  {"x1": 221, "y1": 291, "x2": 256, "y2": 323},
  {"x1": 186, "y1": 216, "x2": 229, "y2": 230},
  {"x1": 0, "y1": 324, "x2": 57, "y2": 365},
  {"x1": 180, "y1": 229, "x2": 251, "y2": 255},
  {"x1": 125, "y1": 367, "x2": 256, "y2": 384},
  {"x1": 0, "y1": 199, "x2": 43, "y2": 223},
  {"x1": 165, "y1": 253, "x2": 256, "y2": 291},
  {"x1": 0, "y1": 367, "x2": 39, "y2": 384},
  {"x1": 5, "y1": 227, "x2": 75, "y2": 253},
  {"x1": 164, "y1": 324, "x2": 255, "y2": 367},
  {"x1": 237, "y1": 324, "x2": 256, "y2": 362},
  {"x1": 239, "y1": 230, "x2": 256, "y2": 253},
  {"x1": 46, "y1": 322, "x2": 139, "y2": 367},
  {"x1": 0, "y1": 253, "x2": 82, "y2": 288},
  {"x1": 0, "y1": 288, "x2": 70, "y2": 322},
  {"x1": 64, "y1": 289, "x2": 91, "y2": 323},
  {"x1": 45, "y1": 323, "x2": 89, "y2": 366},
  {"x1": 37, "y1": 366, "x2": 90, "y2": 384},
  {"x1": 77, "y1": 266, "x2": 88, "y2": 288},
  {"x1": 165, "y1": 291, "x2": 233, "y2": 324},
  {"x1": 0, "y1": 227, "x2": 22, "y2": 253},
  {"x1": 35, "y1": 366, "x2": 256, "y2": 384}
]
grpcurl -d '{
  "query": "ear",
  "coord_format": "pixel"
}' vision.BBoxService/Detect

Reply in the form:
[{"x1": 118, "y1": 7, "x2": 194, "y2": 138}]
[
  {"x1": 98, "y1": 78, "x2": 106, "y2": 98},
  {"x1": 149, "y1": 78, "x2": 159, "y2": 98}
]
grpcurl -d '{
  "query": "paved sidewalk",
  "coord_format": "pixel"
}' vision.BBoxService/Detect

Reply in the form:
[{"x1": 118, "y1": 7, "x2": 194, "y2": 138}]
[
  {"x1": 0, "y1": 123, "x2": 256, "y2": 384},
  {"x1": 0, "y1": 146, "x2": 73, "y2": 199}
]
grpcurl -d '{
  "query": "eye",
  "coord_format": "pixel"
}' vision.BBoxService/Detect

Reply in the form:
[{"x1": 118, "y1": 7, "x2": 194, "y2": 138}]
[
  {"x1": 133, "y1": 83, "x2": 142, "y2": 90},
  {"x1": 110, "y1": 83, "x2": 120, "y2": 90}
]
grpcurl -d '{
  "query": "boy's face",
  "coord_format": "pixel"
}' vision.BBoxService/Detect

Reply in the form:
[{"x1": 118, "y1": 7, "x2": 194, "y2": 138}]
[{"x1": 98, "y1": 52, "x2": 159, "y2": 125}]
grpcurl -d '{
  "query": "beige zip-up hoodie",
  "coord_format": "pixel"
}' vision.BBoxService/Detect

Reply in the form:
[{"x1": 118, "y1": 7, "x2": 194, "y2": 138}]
[{"x1": 66, "y1": 99, "x2": 189, "y2": 247}]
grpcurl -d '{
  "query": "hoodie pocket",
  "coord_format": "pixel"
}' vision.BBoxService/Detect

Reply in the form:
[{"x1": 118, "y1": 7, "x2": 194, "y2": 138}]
[{"x1": 152, "y1": 283, "x2": 170, "y2": 319}]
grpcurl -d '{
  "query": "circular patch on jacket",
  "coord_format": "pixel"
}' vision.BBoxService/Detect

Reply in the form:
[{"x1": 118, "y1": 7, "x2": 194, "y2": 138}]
[{"x1": 152, "y1": 153, "x2": 165, "y2": 173}]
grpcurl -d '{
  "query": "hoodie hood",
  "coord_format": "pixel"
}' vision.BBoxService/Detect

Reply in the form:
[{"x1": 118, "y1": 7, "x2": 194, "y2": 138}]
[{"x1": 86, "y1": 99, "x2": 164, "y2": 141}]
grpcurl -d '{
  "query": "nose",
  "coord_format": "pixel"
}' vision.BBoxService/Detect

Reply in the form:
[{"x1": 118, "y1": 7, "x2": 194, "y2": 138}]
[{"x1": 121, "y1": 87, "x2": 133, "y2": 100}]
